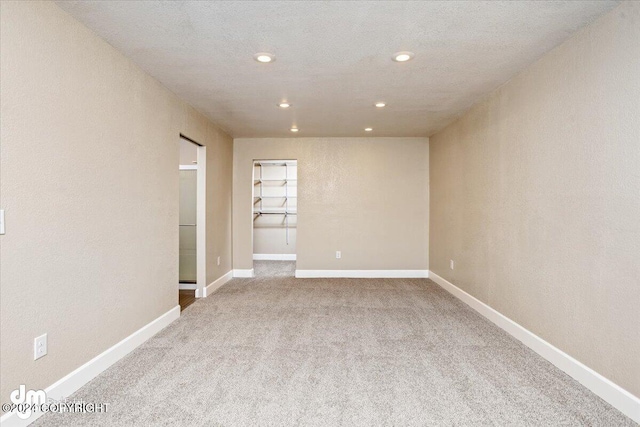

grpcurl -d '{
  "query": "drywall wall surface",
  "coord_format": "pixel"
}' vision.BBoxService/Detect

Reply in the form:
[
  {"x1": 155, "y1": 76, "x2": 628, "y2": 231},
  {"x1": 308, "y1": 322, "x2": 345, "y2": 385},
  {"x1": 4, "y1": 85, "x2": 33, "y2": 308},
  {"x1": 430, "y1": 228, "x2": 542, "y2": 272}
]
[
  {"x1": 0, "y1": 1, "x2": 232, "y2": 407},
  {"x1": 204, "y1": 119, "x2": 234, "y2": 285},
  {"x1": 233, "y1": 137, "x2": 429, "y2": 271},
  {"x1": 429, "y1": 1, "x2": 640, "y2": 396},
  {"x1": 179, "y1": 138, "x2": 198, "y2": 165},
  {"x1": 253, "y1": 228, "x2": 297, "y2": 255},
  {"x1": 181, "y1": 107, "x2": 234, "y2": 286}
]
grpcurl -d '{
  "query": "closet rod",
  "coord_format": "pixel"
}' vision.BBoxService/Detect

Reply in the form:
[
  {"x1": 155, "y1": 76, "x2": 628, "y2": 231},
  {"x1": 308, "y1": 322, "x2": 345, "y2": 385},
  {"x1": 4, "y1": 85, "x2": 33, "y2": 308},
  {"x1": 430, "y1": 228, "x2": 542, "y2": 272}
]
[
  {"x1": 253, "y1": 196, "x2": 297, "y2": 199},
  {"x1": 256, "y1": 162, "x2": 296, "y2": 166}
]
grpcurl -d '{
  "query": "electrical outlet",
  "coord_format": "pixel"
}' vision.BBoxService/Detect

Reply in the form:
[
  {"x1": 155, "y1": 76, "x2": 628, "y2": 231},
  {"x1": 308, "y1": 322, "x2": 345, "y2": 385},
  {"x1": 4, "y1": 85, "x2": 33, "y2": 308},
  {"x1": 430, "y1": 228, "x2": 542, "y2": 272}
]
[
  {"x1": 34, "y1": 334, "x2": 47, "y2": 360},
  {"x1": 217, "y1": 256, "x2": 221, "y2": 266},
  {"x1": 336, "y1": 251, "x2": 341, "y2": 259},
  {"x1": 450, "y1": 260, "x2": 454, "y2": 270}
]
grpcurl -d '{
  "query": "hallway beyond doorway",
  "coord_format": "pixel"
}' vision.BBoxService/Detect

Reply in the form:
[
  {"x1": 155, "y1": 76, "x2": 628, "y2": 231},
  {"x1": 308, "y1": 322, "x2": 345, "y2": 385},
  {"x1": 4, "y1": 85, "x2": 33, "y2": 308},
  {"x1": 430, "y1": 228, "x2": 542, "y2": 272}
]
[{"x1": 178, "y1": 290, "x2": 196, "y2": 311}]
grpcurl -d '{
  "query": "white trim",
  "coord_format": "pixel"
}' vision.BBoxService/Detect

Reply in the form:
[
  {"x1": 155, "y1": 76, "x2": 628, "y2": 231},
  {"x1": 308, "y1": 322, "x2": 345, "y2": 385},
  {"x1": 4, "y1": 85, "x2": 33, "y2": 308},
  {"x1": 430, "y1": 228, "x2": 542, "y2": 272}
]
[
  {"x1": 428, "y1": 271, "x2": 640, "y2": 424},
  {"x1": 195, "y1": 145, "x2": 207, "y2": 298},
  {"x1": 295, "y1": 270, "x2": 429, "y2": 278},
  {"x1": 253, "y1": 254, "x2": 297, "y2": 261},
  {"x1": 0, "y1": 306, "x2": 180, "y2": 427},
  {"x1": 178, "y1": 283, "x2": 197, "y2": 290},
  {"x1": 203, "y1": 271, "x2": 233, "y2": 297},
  {"x1": 178, "y1": 142, "x2": 206, "y2": 299},
  {"x1": 233, "y1": 269, "x2": 255, "y2": 278}
]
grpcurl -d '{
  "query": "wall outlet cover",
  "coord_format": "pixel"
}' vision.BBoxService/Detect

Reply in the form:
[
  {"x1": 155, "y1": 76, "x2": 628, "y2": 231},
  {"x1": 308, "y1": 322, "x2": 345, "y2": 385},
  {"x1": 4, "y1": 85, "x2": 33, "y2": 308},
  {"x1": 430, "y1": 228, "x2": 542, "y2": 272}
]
[{"x1": 34, "y1": 333, "x2": 47, "y2": 360}]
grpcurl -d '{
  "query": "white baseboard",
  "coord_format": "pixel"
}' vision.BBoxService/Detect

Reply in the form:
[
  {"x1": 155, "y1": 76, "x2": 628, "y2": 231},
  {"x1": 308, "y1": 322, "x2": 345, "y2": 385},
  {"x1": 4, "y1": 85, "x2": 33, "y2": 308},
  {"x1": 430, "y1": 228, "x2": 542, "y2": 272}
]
[
  {"x1": 203, "y1": 270, "x2": 233, "y2": 297},
  {"x1": 295, "y1": 270, "x2": 429, "y2": 278},
  {"x1": 233, "y1": 269, "x2": 254, "y2": 278},
  {"x1": 253, "y1": 254, "x2": 297, "y2": 261},
  {"x1": 178, "y1": 283, "x2": 196, "y2": 290},
  {"x1": 428, "y1": 271, "x2": 640, "y2": 424},
  {"x1": 0, "y1": 305, "x2": 180, "y2": 427}
]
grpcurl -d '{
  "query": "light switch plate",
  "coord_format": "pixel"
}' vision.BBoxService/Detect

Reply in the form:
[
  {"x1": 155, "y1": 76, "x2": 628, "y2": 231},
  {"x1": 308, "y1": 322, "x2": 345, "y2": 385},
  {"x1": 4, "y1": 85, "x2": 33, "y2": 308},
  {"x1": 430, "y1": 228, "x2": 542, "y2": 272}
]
[
  {"x1": 0, "y1": 209, "x2": 5, "y2": 235},
  {"x1": 34, "y1": 334, "x2": 47, "y2": 360}
]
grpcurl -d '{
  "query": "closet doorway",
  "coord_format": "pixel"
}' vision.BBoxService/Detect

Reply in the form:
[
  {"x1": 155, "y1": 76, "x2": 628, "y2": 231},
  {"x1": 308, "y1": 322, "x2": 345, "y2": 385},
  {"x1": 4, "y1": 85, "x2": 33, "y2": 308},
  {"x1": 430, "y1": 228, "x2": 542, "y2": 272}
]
[
  {"x1": 252, "y1": 160, "x2": 297, "y2": 277},
  {"x1": 179, "y1": 135, "x2": 206, "y2": 310}
]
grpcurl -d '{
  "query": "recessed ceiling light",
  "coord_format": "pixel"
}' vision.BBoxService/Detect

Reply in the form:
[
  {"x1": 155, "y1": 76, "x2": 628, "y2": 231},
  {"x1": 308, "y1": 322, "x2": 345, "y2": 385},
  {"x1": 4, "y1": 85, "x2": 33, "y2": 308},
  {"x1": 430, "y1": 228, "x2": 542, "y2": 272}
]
[
  {"x1": 290, "y1": 127, "x2": 299, "y2": 132},
  {"x1": 278, "y1": 102, "x2": 291, "y2": 108},
  {"x1": 375, "y1": 102, "x2": 386, "y2": 108},
  {"x1": 392, "y1": 51, "x2": 414, "y2": 62},
  {"x1": 254, "y1": 52, "x2": 275, "y2": 63},
  {"x1": 364, "y1": 128, "x2": 373, "y2": 132}
]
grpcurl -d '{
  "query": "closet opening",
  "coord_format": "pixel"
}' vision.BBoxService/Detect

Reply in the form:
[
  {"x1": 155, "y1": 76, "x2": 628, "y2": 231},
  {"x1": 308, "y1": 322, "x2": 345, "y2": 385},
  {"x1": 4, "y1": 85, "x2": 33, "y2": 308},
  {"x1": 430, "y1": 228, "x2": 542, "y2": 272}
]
[
  {"x1": 179, "y1": 135, "x2": 206, "y2": 310},
  {"x1": 252, "y1": 160, "x2": 297, "y2": 277}
]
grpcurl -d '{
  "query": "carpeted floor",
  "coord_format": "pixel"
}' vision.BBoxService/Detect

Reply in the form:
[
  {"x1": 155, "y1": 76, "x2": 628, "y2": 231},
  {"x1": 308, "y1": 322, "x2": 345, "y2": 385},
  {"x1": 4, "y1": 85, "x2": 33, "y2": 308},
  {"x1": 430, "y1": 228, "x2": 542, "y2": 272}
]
[
  {"x1": 35, "y1": 262, "x2": 635, "y2": 426},
  {"x1": 254, "y1": 260, "x2": 296, "y2": 277}
]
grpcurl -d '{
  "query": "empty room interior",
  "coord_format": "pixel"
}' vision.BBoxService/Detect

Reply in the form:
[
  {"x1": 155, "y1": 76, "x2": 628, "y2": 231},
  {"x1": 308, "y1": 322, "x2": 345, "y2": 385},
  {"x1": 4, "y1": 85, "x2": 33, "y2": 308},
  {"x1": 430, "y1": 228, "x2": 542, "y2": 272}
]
[{"x1": 1, "y1": 1, "x2": 639, "y2": 426}]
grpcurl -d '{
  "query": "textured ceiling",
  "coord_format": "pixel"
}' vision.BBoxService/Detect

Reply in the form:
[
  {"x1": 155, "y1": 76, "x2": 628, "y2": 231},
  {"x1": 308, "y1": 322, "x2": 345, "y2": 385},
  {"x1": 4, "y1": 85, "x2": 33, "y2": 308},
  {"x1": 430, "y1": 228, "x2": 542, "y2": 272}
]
[{"x1": 56, "y1": 1, "x2": 618, "y2": 138}]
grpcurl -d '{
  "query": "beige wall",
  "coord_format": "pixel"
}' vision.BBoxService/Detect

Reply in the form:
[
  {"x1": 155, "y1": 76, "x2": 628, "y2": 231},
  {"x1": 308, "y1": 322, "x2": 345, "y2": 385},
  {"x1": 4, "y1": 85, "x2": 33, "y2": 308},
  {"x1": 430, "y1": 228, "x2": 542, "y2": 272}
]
[
  {"x1": 179, "y1": 138, "x2": 198, "y2": 166},
  {"x1": 234, "y1": 138, "x2": 429, "y2": 271},
  {"x1": 0, "y1": 0, "x2": 233, "y2": 406},
  {"x1": 253, "y1": 228, "x2": 297, "y2": 255},
  {"x1": 429, "y1": 1, "x2": 640, "y2": 397}
]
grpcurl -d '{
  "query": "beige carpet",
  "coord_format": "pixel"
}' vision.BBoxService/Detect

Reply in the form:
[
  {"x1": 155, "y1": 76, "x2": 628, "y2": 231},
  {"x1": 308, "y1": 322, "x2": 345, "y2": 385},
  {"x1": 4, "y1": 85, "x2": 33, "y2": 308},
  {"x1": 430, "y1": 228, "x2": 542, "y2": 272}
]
[
  {"x1": 35, "y1": 262, "x2": 635, "y2": 426},
  {"x1": 254, "y1": 260, "x2": 296, "y2": 277}
]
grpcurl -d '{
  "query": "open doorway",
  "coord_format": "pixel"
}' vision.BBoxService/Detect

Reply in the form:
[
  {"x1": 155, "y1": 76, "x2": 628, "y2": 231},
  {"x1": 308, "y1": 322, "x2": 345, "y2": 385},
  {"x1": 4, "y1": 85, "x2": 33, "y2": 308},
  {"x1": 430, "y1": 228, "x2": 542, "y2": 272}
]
[
  {"x1": 252, "y1": 160, "x2": 297, "y2": 277},
  {"x1": 179, "y1": 135, "x2": 206, "y2": 310}
]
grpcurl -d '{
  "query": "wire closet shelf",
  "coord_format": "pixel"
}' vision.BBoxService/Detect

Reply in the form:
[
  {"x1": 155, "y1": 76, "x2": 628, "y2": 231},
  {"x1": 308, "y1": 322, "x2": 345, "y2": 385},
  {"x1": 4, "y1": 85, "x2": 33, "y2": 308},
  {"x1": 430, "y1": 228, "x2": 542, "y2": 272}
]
[{"x1": 253, "y1": 161, "x2": 297, "y2": 245}]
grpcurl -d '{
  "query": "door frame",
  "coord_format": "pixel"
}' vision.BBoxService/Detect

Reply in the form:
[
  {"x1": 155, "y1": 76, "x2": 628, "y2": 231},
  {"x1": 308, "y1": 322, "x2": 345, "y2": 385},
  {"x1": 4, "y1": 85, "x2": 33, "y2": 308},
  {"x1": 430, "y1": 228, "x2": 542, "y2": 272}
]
[
  {"x1": 251, "y1": 159, "x2": 298, "y2": 272},
  {"x1": 179, "y1": 135, "x2": 207, "y2": 298}
]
